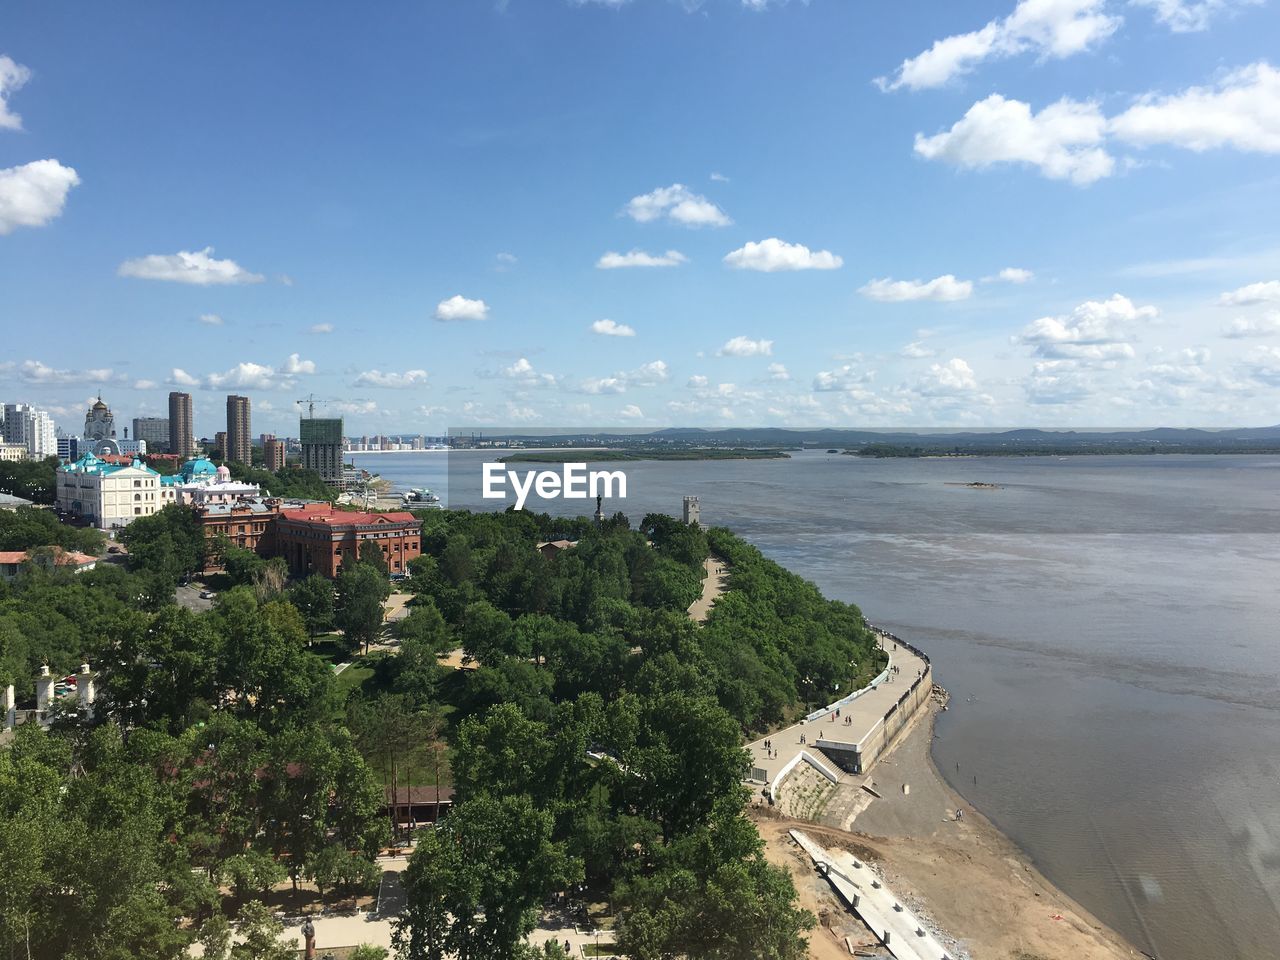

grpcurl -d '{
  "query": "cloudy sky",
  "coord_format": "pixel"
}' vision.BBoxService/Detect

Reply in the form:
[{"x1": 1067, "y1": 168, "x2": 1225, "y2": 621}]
[{"x1": 2, "y1": 0, "x2": 1279, "y2": 435}]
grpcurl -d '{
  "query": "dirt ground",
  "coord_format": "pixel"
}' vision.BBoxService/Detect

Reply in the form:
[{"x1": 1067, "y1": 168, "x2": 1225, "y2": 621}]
[{"x1": 752, "y1": 705, "x2": 1144, "y2": 960}]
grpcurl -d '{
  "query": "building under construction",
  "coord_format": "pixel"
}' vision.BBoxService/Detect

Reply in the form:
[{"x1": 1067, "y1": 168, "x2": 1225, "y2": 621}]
[{"x1": 300, "y1": 415, "x2": 345, "y2": 488}]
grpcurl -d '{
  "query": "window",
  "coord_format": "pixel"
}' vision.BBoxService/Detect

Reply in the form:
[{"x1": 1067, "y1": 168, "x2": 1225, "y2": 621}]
[
  {"x1": 134, "y1": 507, "x2": 141, "y2": 515},
  {"x1": 134, "y1": 493, "x2": 141, "y2": 501}
]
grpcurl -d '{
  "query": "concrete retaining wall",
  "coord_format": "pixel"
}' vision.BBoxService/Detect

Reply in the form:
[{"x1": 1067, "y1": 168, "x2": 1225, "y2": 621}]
[{"x1": 849, "y1": 628, "x2": 933, "y2": 774}]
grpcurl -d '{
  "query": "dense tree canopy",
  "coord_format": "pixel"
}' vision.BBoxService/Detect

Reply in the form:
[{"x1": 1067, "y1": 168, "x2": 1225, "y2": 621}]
[{"x1": 0, "y1": 503, "x2": 880, "y2": 959}]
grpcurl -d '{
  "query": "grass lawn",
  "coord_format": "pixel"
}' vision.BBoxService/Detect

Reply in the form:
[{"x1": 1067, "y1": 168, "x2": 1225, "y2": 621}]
[
  {"x1": 582, "y1": 945, "x2": 618, "y2": 957},
  {"x1": 333, "y1": 658, "x2": 378, "y2": 701}
]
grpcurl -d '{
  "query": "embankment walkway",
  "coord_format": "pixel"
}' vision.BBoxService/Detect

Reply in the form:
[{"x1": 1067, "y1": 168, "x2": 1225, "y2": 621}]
[
  {"x1": 745, "y1": 633, "x2": 929, "y2": 794},
  {"x1": 687, "y1": 556, "x2": 728, "y2": 623}
]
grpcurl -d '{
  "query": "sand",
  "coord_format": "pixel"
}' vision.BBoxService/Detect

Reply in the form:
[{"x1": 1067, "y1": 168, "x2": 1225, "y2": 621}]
[{"x1": 752, "y1": 704, "x2": 1144, "y2": 960}]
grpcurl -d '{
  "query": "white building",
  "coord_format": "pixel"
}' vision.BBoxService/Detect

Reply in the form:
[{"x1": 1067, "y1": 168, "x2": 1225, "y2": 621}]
[
  {"x1": 3, "y1": 403, "x2": 57, "y2": 459},
  {"x1": 57, "y1": 453, "x2": 165, "y2": 530}
]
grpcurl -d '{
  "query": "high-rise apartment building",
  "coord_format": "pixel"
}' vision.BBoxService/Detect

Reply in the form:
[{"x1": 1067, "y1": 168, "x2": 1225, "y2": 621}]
[
  {"x1": 300, "y1": 415, "x2": 344, "y2": 487},
  {"x1": 263, "y1": 434, "x2": 286, "y2": 472},
  {"x1": 3, "y1": 404, "x2": 57, "y2": 459},
  {"x1": 168, "y1": 392, "x2": 194, "y2": 458},
  {"x1": 132, "y1": 417, "x2": 169, "y2": 452},
  {"x1": 225, "y1": 396, "x2": 251, "y2": 465}
]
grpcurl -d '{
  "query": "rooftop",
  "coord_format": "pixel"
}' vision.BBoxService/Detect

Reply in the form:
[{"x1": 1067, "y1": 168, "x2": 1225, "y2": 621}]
[{"x1": 280, "y1": 503, "x2": 417, "y2": 526}]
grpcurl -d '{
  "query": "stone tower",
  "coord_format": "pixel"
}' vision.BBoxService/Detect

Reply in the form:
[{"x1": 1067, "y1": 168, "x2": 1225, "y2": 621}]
[{"x1": 683, "y1": 495, "x2": 700, "y2": 527}]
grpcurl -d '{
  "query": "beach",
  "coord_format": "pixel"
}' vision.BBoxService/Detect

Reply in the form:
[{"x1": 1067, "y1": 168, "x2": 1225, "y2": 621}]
[{"x1": 753, "y1": 702, "x2": 1143, "y2": 960}]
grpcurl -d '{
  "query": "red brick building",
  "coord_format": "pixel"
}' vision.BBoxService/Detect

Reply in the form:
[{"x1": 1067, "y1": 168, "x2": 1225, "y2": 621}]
[{"x1": 276, "y1": 503, "x2": 421, "y2": 578}]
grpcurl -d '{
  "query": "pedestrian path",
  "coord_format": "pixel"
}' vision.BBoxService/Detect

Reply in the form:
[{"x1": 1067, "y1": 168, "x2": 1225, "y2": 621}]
[
  {"x1": 745, "y1": 634, "x2": 928, "y2": 791},
  {"x1": 687, "y1": 556, "x2": 727, "y2": 622}
]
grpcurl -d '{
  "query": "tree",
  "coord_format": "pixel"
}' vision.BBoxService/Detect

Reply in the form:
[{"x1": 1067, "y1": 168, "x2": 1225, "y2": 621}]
[
  {"x1": 396, "y1": 794, "x2": 580, "y2": 960},
  {"x1": 230, "y1": 902, "x2": 294, "y2": 960},
  {"x1": 119, "y1": 504, "x2": 206, "y2": 583},
  {"x1": 290, "y1": 575, "x2": 335, "y2": 638},
  {"x1": 335, "y1": 562, "x2": 391, "y2": 654},
  {"x1": 0, "y1": 506, "x2": 103, "y2": 554},
  {"x1": 360, "y1": 538, "x2": 389, "y2": 575}
]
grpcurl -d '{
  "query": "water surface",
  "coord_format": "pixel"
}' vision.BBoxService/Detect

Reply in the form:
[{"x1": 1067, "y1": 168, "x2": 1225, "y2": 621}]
[{"x1": 359, "y1": 449, "x2": 1280, "y2": 959}]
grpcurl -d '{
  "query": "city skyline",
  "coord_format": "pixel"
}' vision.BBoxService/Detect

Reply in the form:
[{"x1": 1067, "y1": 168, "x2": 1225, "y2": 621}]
[{"x1": 3, "y1": 2, "x2": 1280, "y2": 432}]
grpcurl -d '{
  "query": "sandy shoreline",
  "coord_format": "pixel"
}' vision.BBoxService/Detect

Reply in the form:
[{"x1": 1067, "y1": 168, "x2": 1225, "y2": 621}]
[{"x1": 754, "y1": 703, "x2": 1144, "y2": 960}]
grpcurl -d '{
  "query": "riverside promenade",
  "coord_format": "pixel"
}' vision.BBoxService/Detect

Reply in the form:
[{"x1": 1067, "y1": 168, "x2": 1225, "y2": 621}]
[{"x1": 745, "y1": 633, "x2": 930, "y2": 794}]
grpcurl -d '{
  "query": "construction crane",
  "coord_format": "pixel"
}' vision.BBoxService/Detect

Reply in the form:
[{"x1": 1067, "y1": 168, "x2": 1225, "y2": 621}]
[{"x1": 295, "y1": 394, "x2": 370, "y2": 418}]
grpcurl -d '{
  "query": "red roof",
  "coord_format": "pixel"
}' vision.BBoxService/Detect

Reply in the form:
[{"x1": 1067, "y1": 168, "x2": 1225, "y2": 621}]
[
  {"x1": 280, "y1": 503, "x2": 417, "y2": 526},
  {"x1": 0, "y1": 548, "x2": 97, "y2": 567}
]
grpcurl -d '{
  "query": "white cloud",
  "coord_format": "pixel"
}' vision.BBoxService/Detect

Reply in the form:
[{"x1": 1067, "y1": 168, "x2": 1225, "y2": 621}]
[
  {"x1": 198, "y1": 313, "x2": 224, "y2": 326},
  {"x1": 860, "y1": 274, "x2": 973, "y2": 302},
  {"x1": 496, "y1": 252, "x2": 518, "y2": 267},
  {"x1": 717, "y1": 336, "x2": 774, "y2": 357},
  {"x1": 1239, "y1": 345, "x2": 1280, "y2": 386},
  {"x1": 435, "y1": 294, "x2": 490, "y2": 322},
  {"x1": 118, "y1": 246, "x2": 265, "y2": 286},
  {"x1": 687, "y1": 375, "x2": 709, "y2": 388},
  {"x1": 710, "y1": 171, "x2": 730, "y2": 182},
  {"x1": 500, "y1": 357, "x2": 558, "y2": 388},
  {"x1": 624, "y1": 183, "x2": 731, "y2": 227},
  {"x1": 17, "y1": 360, "x2": 118, "y2": 385},
  {"x1": 995, "y1": 267, "x2": 1035, "y2": 283},
  {"x1": 133, "y1": 379, "x2": 158, "y2": 390},
  {"x1": 354, "y1": 368, "x2": 429, "y2": 388},
  {"x1": 1223, "y1": 312, "x2": 1280, "y2": 338},
  {"x1": 877, "y1": 0, "x2": 1120, "y2": 92},
  {"x1": 596, "y1": 248, "x2": 688, "y2": 269},
  {"x1": 901, "y1": 341, "x2": 938, "y2": 358},
  {"x1": 282, "y1": 353, "x2": 315, "y2": 375},
  {"x1": 813, "y1": 363, "x2": 875, "y2": 393},
  {"x1": 723, "y1": 237, "x2": 842, "y2": 272},
  {"x1": 915, "y1": 95, "x2": 1113, "y2": 185},
  {"x1": 1131, "y1": 0, "x2": 1261, "y2": 33},
  {"x1": 767, "y1": 362, "x2": 791, "y2": 381},
  {"x1": 1110, "y1": 62, "x2": 1280, "y2": 154},
  {"x1": 309, "y1": 322, "x2": 334, "y2": 334},
  {"x1": 591, "y1": 318, "x2": 636, "y2": 337},
  {"x1": 1025, "y1": 359, "x2": 1095, "y2": 404},
  {"x1": 917, "y1": 358, "x2": 980, "y2": 396},
  {"x1": 619, "y1": 404, "x2": 644, "y2": 419},
  {"x1": 920, "y1": 61, "x2": 1280, "y2": 186},
  {"x1": 581, "y1": 359, "x2": 669, "y2": 394},
  {"x1": 0, "y1": 159, "x2": 81, "y2": 234},
  {"x1": 1218, "y1": 280, "x2": 1280, "y2": 306},
  {"x1": 169, "y1": 354, "x2": 316, "y2": 391},
  {"x1": 0, "y1": 56, "x2": 32, "y2": 130},
  {"x1": 1016, "y1": 294, "x2": 1158, "y2": 361}
]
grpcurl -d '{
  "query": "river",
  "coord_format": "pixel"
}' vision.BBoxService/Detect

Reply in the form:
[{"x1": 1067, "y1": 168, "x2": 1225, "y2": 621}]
[{"x1": 355, "y1": 448, "x2": 1280, "y2": 959}]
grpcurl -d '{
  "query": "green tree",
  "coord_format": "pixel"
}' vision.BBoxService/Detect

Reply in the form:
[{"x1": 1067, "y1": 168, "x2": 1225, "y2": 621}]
[
  {"x1": 360, "y1": 538, "x2": 389, "y2": 575},
  {"x1": 289, "y1": 574, "x2": 335, "y2": 638},
  {"x1": 119, "y1": 504, "x2": 206, "y2": 583},
  {"x1": 336, "y1": 562, "x2": 391, "y2": 654},
  {"x1": 229, "y1": 902, "x2": 294, "y2": 960},
  {"x1": 396, "y1": 794, "x2": 580, "y2": 960}
]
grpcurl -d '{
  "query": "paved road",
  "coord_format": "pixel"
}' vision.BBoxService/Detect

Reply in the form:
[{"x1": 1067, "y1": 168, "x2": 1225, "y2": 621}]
[
  {"x1": 745, "y1": 635, "x2": 928, "y2": 789},
  {"x1": 687, "y1": 557, "x2": 727, "y2": 622},
  {"x1": 173, "y1": 583, "x2": 213, "y2": 612}
]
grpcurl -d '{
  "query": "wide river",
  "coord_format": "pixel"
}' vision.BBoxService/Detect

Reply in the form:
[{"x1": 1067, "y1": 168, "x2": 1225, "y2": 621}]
[{"x1": 357, "y1": 448, "x2": 1280, "y2": 959}]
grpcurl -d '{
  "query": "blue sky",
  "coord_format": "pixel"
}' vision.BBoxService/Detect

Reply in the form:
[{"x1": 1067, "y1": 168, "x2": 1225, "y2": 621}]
[{"x1": 2, "y1": 0, "x2": 1279, "y2": 436}]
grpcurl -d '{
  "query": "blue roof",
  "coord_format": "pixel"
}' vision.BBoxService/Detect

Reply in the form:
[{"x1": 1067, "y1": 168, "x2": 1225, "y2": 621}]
[
  {"x1": 180, "y1": 457, "x2": 219, "y2": 481},
  {"x1": 59, "y1": 453, "x2": 160, "y2": 477}
]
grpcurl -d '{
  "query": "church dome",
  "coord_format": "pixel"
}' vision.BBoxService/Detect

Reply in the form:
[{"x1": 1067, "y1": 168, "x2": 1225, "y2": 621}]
[{"x1": 216, "y1": 464, "x2": 232, "y2": 482}]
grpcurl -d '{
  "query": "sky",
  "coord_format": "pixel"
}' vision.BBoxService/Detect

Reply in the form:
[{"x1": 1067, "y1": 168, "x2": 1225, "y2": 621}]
[{"x1": 2, "y1": 0, "x2": 1280, "y2": 437}]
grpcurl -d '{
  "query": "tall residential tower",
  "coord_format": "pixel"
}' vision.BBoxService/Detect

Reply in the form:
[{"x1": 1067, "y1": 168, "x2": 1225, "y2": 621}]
[
  {"x1": 168, "y1": 392, "x2": 194, "y2": 458},
  {"x1": 225, "y1": 395, "x2": 251, "y2": 465}
]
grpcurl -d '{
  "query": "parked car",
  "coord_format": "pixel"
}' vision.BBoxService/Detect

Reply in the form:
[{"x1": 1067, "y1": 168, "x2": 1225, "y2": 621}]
[{"x1": 199, "y1": 590, "x2": 216, "y2": 600}]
